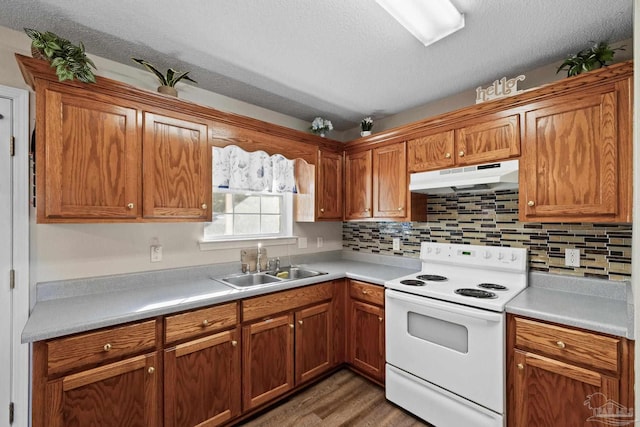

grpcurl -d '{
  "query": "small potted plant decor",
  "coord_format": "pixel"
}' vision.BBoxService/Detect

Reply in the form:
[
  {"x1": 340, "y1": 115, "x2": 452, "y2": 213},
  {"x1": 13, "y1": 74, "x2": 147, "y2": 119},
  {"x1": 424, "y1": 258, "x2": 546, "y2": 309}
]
[
  {"x1": 557, "y1": 41, "x2": 625, "y2": 77},
  {"x1": 24, "y1": 28, "x2": 96, "y2": 83},
  {"x1": 310, "y1": 117, "x2": 333, "y2": 137},
  {"x1": 132, "y1": 58, "x2": 197, "y2": 97},
  {"x1": 360, "y1": 117, "x2": 374, "y2": 137}
]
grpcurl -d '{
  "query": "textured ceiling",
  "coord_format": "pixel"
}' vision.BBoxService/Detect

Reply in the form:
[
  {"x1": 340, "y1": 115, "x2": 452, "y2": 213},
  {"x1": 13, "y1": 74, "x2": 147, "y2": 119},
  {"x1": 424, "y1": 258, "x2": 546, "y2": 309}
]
[{"x1": 0, "y1": 0, "x2": 633, "y2": 130}]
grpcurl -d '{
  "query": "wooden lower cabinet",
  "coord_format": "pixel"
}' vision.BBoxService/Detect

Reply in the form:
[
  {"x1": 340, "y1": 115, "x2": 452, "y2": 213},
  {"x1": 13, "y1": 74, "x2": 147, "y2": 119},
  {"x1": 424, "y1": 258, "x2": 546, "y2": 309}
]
[
  {"x1": 164, "y1": 328, "x2": 241, "y2": 427},
  {"x1": 508, "y1": 315, "x2": 634, "y2": 427},
  {"x1": 242, "y1": 314, "x2": 295, "y2": 411},
  {"x1": 42, "y1": 352, "x2": 159, "y2": 427},
  {"x1": 295, "y1": 302, "x2": 333, "y2": 384},
  {"x1": 347, "y1": 280, "x2": 385, "y2": 383}
]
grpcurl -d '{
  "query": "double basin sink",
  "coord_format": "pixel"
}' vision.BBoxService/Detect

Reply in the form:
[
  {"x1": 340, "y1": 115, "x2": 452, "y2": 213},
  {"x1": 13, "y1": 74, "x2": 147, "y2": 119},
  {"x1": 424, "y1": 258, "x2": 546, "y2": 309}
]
[{"x1": 216, "y1": 266, "x2": 328, "y2": 289}]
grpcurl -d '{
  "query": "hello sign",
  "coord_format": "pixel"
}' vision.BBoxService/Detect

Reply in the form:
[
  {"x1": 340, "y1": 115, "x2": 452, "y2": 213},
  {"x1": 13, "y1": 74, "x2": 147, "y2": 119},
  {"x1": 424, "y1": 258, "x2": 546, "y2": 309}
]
[{"x1": 475, "y1": 75, "x2": 526, "y2": 103}]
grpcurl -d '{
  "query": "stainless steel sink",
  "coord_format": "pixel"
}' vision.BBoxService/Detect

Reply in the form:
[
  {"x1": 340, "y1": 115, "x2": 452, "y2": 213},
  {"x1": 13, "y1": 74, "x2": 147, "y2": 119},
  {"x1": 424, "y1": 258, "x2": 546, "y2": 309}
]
[
  {"x1": 266, "y1": 266, "x2": 328, "y2": 280},
  {"x1": 216, "y1": 266, "x2": 328, "y2": 289},
  {"x1": 219, "y1": 273, "x2": 283, "y2": 289}
]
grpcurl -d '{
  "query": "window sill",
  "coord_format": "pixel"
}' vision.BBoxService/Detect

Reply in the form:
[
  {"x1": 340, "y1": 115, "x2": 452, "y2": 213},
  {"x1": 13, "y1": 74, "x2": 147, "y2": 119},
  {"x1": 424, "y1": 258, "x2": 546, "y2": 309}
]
[{"x1": 198, "y1": 236, "x2": 298, "y2": 251}]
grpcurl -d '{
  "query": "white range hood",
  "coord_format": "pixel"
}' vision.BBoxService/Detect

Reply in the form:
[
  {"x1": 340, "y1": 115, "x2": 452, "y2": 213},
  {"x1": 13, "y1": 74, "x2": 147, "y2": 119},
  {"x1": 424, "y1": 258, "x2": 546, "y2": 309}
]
[{"x1": 409, "y1": 159, "x2": 519, "y2": 194}]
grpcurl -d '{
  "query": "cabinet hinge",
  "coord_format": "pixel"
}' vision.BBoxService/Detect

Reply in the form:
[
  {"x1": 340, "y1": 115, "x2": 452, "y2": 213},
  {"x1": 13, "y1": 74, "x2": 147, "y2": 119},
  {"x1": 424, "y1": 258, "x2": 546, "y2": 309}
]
[
  {"x1": 9, "y1": 402, "x2": 14, "y2": 424},
  {"x1": 9, "y1": 136, "x2": 15, "y2": 157},
  {"x1": 9, "y1": 269, "x2": 15, "y2": 290}
]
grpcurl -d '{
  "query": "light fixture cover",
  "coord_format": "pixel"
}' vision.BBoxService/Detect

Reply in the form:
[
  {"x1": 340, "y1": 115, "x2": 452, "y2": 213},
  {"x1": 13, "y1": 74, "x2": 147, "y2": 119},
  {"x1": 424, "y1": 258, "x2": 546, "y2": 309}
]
[{"x1": 376, "y1": 0, "x2": 465, "y2": 47}]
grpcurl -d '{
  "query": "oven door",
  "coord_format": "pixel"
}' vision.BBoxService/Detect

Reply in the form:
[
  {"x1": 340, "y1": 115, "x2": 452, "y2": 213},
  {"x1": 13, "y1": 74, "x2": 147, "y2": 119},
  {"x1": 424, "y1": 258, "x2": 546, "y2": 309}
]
[{"x1": 385, "y1": 289, "x2": 505, "y2": 414}]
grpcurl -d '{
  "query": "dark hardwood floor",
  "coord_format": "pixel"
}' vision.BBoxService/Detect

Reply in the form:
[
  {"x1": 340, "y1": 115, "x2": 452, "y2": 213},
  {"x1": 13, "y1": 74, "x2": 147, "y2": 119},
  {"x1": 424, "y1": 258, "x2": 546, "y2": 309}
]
[{"x1": 241, "y1": 369, "x2": 430, "y2": 426}]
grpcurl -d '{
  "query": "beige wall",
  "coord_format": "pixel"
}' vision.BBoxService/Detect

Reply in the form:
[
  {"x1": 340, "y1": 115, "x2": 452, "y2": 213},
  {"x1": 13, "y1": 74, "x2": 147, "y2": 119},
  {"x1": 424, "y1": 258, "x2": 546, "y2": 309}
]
[
  {"x1": 342, "y1": 38, "x2": 633, "y2": 140},
  {"x1": 0, "y1": 26, "x2": 342, "y2": 285}
]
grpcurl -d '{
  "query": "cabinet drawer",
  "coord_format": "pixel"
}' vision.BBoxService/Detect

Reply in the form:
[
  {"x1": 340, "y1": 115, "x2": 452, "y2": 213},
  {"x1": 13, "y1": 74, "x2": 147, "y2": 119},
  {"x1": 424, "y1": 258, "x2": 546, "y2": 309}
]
[
  {"x1": 243, "y1": 282, "x2": 333, "y2": 322},
  {"x1": 46, "y1": 320, "x2": 156, "y2": 376},
  {"x1": 514, "y1": 317, "x2": 620, "y2": 373},
  {"x1": 165, "y1": 302, "x2": 238, "y2": 344},
  {"x1": 349, "y1": 280, "x2": 384, "y2": 306}
]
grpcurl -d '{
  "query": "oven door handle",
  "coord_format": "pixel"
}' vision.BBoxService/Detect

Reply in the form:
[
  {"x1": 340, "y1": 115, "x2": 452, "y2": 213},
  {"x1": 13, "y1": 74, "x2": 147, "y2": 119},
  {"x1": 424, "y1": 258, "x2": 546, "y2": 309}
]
[{"x1": 385, "y1": 289, "x2": 503, "y2": 323}]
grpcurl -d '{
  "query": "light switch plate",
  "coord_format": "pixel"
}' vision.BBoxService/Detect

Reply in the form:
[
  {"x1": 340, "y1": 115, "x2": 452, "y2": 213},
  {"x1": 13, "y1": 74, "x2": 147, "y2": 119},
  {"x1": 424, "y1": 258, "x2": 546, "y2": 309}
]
[
  {"x1": 565, "y1": 248, "x2": 580, "y2": 267},
  {"x1": 298, "y1": 237, "x2": 307, "y2": 249},
  {"x1": 150, "y1": 245, "x2": 163, "y2": 262},
  {"x1": 393, "y1": 238, "x2": 401, "y2": 251},
  {"x1": 317, "y1": 237, "x2": 323, "y2": 248}
]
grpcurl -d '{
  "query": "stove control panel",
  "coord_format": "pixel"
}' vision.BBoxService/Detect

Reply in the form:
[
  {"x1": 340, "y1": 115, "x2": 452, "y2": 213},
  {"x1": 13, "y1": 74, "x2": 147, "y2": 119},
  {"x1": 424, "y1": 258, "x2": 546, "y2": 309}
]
[{"x1": 420, "y1": 242, "x2": 527, "y2": 272}]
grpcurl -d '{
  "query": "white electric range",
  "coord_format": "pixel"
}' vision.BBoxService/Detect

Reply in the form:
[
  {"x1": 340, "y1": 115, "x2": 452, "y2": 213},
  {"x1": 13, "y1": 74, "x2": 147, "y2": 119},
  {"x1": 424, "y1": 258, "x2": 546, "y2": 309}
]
[{"x1": 385, "y1": 242, "x2": 528, "y2": 427}]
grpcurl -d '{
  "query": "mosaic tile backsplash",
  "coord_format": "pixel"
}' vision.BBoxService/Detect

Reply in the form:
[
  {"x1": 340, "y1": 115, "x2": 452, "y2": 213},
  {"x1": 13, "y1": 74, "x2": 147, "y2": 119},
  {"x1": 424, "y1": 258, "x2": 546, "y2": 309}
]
[{"x1": 342, "y1": 190, "x2": 632, "y2": 280}]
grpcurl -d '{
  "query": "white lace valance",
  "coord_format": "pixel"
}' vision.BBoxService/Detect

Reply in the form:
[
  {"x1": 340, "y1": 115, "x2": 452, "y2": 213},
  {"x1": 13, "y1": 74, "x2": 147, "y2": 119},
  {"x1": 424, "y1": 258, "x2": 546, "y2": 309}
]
[{"x1": 213, "y1": 145, "x2": 296, "y2": 193}]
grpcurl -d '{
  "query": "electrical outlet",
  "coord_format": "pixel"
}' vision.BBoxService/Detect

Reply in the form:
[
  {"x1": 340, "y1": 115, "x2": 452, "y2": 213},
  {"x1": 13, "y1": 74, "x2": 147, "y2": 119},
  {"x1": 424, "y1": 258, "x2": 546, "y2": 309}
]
[
  {"x1": 317, "y1": 237, "x2": 324, "y2": 248},
  {"x1": 565, "y1": 248, "x2": 580, "y2": 267},
  {"x1": 393, "y1": 238, "x2": 401, "y2": 251},
  {"x1": 150, "y1": 245, "x2": 163, "y2": 262},
  {"x1": 298, "y1": 237, "x2": 307, "y2": 249}
]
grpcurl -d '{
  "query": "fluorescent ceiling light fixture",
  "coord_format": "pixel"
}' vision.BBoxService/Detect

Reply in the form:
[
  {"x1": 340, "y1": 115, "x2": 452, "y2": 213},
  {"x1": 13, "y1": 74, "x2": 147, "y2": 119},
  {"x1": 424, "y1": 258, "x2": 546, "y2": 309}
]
[{"x1": 376, "y1": 0, "x2": 465, "y2": 47}]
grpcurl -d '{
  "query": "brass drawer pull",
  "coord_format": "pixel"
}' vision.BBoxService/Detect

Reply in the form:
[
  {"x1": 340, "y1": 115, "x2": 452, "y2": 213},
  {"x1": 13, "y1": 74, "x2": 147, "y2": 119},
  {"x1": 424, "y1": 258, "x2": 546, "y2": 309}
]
[
  {"x1": 231, "y1": 340, "x2": 238, "y2": 347},
  {"x1": 148, "y1": 367, "x2": 155, "y2": 374},
  {"x1": 298, "y1": 320, "x2": 303, "y2": 325},
  {"x1": 445, "y1": 152, "x2": 451, "y2": 159},
  {"x1": 289, "y1": 324, "x2": 294, "y2": 329},
  {"x1": 458, "y1": 151, "x2": 465, "y2": 157},
  {"x1": 528, "y1": 200, "x2": 535, "y2": 207},
  {"x1": 378, "y1": 317, "x2": 383, "y2": 322},
  {"x1": 127, "y1": 203, "x2": 134, "y2": 209},
  {"x1": 556, "y1": 341, "x2": 566, "y2": 349},
  {"x1": 362, "y1": 289, "x2": 369, "y2": 295},
  {"x1": 320, "y1": 208, "x2": 325, "y2": 213},
  {"x1": 517, "y1": 363, "x2": 524, "y2": 370},
  {"x1": 202, "y1": 319, "x2": 209, "y2": 327},
  {"x1": 201, "y1": 204, "x2": 207, "y2": 209},
  {"x1": 103, "y1": 343, "x2": 112, "y2": 352}
]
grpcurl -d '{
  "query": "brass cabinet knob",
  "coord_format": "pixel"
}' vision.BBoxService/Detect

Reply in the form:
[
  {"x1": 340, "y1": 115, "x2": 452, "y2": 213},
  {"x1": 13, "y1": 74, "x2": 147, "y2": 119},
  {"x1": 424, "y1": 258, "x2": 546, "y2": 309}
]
[
  {"x1": 517, "y1": 363, "x2": 524, "y2": 370},
  {"x1": 320, "y1": 208, "x2": 325, "y2": 213},
  {"x1": 556, "y1": 341, "x2": 566, "y2": 349},
  {"x1": 378, "y1": 317, "x2": 383, "y2": 322},
  {"x1": 202, "y1": 319, "x2": 209, "y2": 327},
  {"x1": 458, "y1": 151, "x2": 465, "y2": 157},
  {"x1": 231, "y1": 340, "x2": 238, "y2": 347},
  {"x1": 103, "y1": 343, "x2": 112, "y2": 352},
  {"x1": 298, "y1": 320, "x2": 303, "y2": 325},
  {"x1": 445, "y1": 152, "x2": 451, "y2": 159},
  {"x1": 362, "y1": 289, "x2": 369, "y2": 295},
  {"x1": 289, "y1": 324, "x2": 294, "y2": 329},
  {"x1": 127, "y1": 203, "x2": 134, "y2": 209},
  {"x1": 201, "y1": 204, "x2": 207, "y2": 209},
  {"x1": 528, "y1": 201, "x2": 535, "y2": 207},
  {"x1": 148, "y1": 367, "x2": 155, "y2": 374},
  {"x1": 364, "y1": 208, "x2": 370, "y2": 212}
]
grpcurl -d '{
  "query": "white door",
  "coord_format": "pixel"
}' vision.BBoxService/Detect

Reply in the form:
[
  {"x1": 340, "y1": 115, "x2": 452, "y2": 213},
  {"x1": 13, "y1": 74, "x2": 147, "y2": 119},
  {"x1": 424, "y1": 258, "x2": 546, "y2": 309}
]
[{"x1": 0, "y1": 96, "x2": 12, "y2": 425}]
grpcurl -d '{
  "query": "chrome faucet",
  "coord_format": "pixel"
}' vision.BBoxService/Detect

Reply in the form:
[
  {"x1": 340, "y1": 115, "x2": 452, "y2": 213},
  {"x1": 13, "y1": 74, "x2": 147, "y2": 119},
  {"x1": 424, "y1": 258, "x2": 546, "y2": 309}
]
[{"x1": 256, "y1": 243, "x2": 264, "y2": 272}]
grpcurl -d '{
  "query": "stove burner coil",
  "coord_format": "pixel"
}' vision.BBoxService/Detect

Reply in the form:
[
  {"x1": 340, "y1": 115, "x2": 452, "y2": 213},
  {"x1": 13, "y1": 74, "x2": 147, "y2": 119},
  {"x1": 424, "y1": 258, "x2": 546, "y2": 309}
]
[
  {"x1": 455, "y1": 288, "x2": 497, "y2": 299},
  {"x1": 400, "y1": 279, "x2": 426, "y2": 286},
  {"x1": 416, "y1": 274, "x2": 448, "y2": 282},
  {"x1": 477, "y1": 283, "x2": 508, "y2": 291}
]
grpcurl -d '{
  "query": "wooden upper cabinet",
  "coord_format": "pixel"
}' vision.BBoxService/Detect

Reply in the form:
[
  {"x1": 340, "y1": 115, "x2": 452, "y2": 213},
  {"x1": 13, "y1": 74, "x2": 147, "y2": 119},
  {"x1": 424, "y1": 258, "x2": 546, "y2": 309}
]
[
  {"x1": 520, "y1": 79, "x2": 632, "y2": 222},
  {"x1": 345, "y1": 150, "x2": 373, "y2": 219},
  {"x1": 39, "y1": 85, "x2": 140, "y2": 222},
  {"x1": 316, "y1": 149, "x2": 343, "y2": 220},
  {"x1": 455, "y1": 114, "x2": 520, "y2": 165},
  {"x1": 373, "y1": 142, "x2": 407, "y2": 218},
  {"x1": 142, "y1": 112, "x2": 212, "y2": 221},
  {"x1": 407, "y1": 131, "x2": 455, "y2": 172}
]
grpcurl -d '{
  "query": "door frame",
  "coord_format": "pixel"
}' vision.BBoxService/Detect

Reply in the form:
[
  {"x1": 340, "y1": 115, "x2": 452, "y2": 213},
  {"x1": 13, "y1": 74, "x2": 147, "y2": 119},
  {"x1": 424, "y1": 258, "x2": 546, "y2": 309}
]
[{"x1": 1, "y1": 85, "x2": 30, "y2": 426}]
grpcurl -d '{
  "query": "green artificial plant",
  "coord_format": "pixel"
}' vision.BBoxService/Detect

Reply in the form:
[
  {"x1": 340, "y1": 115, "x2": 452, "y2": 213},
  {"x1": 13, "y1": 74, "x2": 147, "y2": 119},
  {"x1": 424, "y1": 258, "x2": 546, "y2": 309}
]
[
  {"x1": 24, "y1": 28, "x2": 96, "y2": 83},
  {"x1": 557, "y1": 41, "x2": 625, "y2": 77},
  {"x1": 131, "y1": 58, "x2": 197, "y2": 87}
]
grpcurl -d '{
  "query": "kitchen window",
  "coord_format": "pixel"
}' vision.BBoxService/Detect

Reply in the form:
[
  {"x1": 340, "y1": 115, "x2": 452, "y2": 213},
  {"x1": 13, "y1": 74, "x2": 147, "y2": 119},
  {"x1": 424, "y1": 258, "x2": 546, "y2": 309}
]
[{"x1": 203, "y1": 190, "x2": 293, "y2": 240}]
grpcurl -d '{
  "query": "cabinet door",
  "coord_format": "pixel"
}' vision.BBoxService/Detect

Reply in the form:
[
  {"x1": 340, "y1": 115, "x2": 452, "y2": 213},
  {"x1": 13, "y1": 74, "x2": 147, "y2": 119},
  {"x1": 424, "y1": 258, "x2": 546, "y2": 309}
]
[
  {"x1": 164, "y1": 329, "x2": 241, "y2": 427},
  {"x1": 455, "y1": 114, "x2": 520, "y2": 165},
  {"x1": 295, "y1": 303, "x2": 333, "y2": 384},
  {"x1": 513, "y1": 350, "x2": 620, "y2": 427},
  {"x1": 373, "y1": 142, "x2": 407, "y2": 218},
  {"x1": 407, "y1": 131, "x2": 455, "y2": 172},
  {"x1": 317, "y1": 149, "x2": 343, "y2": 220},
  {"x1": 143, "y1": 112, "x2": 211, "y2": 220},
  {"x1": 41, "y1": 88, "x2": 139, "y2": 221},
  {"x1": 242, "y1": 314, "x2": 294, "y2": 410},
  {"x1": 521, "y1": 87, "x2": 630, "y2": 222},
  {"x1": 44, "y1": 353, "x2": 159, "y2": 427},
  {"x1": 344, "y1": 150, "x2": 372, "y2": 219},
  {"x1": 349, "y1": 300, "x2": 384, "y2": 382}
]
